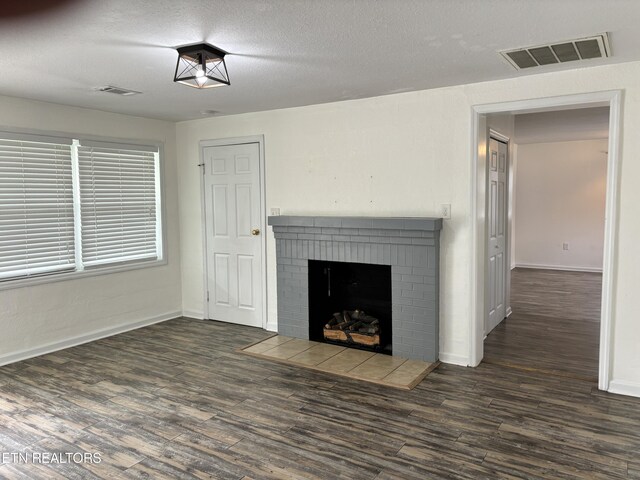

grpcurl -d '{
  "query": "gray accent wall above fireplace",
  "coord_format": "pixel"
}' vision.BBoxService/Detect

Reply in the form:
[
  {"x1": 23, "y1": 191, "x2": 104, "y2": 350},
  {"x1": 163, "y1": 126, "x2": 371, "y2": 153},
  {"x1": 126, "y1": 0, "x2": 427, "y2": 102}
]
[{"x1": 268, "y1": 216, "x2": 442, "y2": 362}]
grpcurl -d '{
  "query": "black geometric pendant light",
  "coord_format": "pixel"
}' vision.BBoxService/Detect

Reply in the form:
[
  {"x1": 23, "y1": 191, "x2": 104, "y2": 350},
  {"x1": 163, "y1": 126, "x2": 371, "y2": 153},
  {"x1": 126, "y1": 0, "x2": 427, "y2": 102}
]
[{"x1": 174, "y1": 43, "x2": 230, "y2": 89}]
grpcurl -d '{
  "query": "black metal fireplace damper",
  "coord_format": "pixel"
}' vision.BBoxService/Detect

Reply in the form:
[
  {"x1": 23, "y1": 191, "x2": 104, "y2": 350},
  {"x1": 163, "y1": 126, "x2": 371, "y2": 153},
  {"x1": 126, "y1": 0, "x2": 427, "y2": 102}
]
[{"x1": 308, "y1": 260, "x2": 392, "y2": 354}]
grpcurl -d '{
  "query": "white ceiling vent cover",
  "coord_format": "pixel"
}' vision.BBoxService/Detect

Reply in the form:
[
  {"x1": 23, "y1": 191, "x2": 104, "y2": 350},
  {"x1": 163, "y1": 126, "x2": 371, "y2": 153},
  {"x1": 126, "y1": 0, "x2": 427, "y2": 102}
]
[
  {"x1": 500, "y1": 33, "x2": 611, "y2": 70},
  {"x1": 96, "y1": 86, "x2": 142, "y2": 96}
]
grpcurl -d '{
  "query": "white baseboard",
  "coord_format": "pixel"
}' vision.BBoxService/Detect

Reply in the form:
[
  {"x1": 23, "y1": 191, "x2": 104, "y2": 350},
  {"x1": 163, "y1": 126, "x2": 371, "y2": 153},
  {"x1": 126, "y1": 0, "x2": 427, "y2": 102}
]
[
  {"x1": 608, "y1": 380, "x2": 640, "y2": 398},
  {"x1": 506, "y1": 306, "x2": 513, "y2": 317},
  {"x1": 182, "y1": 309, "x2": 205, "y2": 320},
  {"x1": 438, "y1": 352, "x2": 468, "y2": 366},
  {"x1": 515, "y1": 263, "x2": 603, "y2": 273},
  {"x1": 0, "y1": 310, "x2": 181, "y2": 367}
]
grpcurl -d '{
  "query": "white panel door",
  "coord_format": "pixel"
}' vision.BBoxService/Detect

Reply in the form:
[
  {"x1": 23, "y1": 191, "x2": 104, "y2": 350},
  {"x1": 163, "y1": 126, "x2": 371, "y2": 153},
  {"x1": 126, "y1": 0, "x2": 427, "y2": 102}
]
[
  {"x1": 204, "y1": 143, "x2": 263, "y2": 327},
  {"x1": 486, "y1": 138, "x2": 507, "y2": 334}
]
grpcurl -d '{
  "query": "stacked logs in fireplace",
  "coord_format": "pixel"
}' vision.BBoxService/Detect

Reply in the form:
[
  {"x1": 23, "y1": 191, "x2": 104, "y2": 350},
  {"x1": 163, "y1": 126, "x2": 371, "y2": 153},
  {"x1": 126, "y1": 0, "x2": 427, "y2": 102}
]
[{"x1": 323, "y1": 310, "x2": 380, "y2": 347}]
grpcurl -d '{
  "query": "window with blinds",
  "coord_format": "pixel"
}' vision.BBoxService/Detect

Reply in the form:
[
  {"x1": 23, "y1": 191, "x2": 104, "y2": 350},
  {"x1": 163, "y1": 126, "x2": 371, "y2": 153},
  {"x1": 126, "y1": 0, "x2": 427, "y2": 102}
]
[
  {"x1": 0, "y1": 134, "x2": 75, "y2": 280},
  {"x1": 78, "y1": 141, "x2": 160, "y2": 267},
  {"x1": 0, "y1": 131, "x2": 162, "y2": 284}
]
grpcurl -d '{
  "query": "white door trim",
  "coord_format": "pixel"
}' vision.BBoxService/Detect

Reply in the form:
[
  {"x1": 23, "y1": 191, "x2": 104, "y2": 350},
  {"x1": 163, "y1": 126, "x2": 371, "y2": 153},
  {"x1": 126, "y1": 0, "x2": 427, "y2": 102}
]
[
  {"x1": 199, "y1": 135, "x2": 268, "y2": 330},
  {"x1": 489, "y1": 129, "x2": 510, "y2": 144},
  {"x1": 470, "y1": 90, "x2": 622, "y2": 392}
]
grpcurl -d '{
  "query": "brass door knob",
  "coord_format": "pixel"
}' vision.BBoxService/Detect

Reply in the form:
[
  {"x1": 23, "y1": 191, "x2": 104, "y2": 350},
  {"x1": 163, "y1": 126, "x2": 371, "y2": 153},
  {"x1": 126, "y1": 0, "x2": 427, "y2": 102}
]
[{"x1": 251, "y1": 228, "x2": 261, "y2": 236}]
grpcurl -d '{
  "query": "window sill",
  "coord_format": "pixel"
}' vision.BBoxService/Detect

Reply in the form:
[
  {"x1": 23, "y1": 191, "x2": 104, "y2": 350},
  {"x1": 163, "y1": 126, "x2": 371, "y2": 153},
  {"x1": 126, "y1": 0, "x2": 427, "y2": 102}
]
[{"x1": 0, "y1": 257, "x2": 168, "y2": 292}]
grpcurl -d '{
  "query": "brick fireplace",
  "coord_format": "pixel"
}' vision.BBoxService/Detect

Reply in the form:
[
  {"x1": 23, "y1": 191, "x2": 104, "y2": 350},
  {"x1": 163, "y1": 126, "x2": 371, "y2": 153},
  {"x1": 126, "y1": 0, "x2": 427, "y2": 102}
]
[{"x1": 268, "y1": 216, "x2": 442, "y2": 362}]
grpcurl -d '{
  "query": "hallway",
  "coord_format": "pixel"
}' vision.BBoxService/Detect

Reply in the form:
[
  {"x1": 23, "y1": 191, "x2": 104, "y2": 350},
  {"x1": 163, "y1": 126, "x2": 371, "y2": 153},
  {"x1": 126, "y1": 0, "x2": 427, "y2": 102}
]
[{"x1": 484, "y1": 268, "x2": 601, "y2": 382}]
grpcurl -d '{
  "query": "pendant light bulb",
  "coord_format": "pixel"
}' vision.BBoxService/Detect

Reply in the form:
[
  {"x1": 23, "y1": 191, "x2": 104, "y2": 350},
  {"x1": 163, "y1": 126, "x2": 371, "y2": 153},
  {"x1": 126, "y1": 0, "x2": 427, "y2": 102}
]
[{"x1": 195, "y1": 68, "x2": 207, "y2": 86}]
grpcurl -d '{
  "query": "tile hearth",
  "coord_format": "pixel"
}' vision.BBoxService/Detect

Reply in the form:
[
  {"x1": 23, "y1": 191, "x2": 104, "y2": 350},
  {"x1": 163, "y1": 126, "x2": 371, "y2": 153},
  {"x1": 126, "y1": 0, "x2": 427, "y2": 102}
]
[{"x1": 239, "y1": 335, "x2": 439, "y2": 390}]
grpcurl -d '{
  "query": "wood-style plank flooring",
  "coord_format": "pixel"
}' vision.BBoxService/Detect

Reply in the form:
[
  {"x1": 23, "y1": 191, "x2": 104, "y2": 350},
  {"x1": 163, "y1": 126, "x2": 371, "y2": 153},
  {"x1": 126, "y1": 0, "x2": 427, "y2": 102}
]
[
  {"x1": 1, "y1": 316, "x2": 639, "y2": 479},
  {"x1": 484, "y1": 268, "x2": 602, "y2": 381}
]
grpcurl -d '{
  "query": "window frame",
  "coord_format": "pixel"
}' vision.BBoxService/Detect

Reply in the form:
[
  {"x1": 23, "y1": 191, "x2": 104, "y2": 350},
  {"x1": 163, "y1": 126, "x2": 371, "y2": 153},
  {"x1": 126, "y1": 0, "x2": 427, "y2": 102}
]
[{"x1": 0, "y1": 126, "x2": 167, "y2": 291}]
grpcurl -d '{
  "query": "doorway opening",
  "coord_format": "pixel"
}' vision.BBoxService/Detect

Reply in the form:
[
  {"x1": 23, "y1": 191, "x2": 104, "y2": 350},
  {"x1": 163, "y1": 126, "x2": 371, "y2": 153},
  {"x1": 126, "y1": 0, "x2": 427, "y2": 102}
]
[
  {"x1": 469, "y1": 91, "x2": 621, "y2": 390},
  {"x1": 484, "y1": 107, "x2": 609, "y2": 382}
]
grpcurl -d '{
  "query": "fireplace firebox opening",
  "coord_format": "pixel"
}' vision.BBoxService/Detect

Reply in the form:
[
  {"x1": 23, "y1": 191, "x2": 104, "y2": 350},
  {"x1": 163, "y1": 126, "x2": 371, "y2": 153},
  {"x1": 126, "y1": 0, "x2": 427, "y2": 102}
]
[{"x1": 308, "y1": 260, "x2": 392, "y2": 354}]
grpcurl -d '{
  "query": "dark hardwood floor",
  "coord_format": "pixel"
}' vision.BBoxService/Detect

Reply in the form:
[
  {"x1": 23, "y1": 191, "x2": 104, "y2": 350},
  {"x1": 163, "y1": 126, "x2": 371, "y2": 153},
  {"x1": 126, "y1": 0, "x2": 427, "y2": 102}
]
[
  {"x1": 1, "y1": 315, "x2": 639, "y2": 479},
  {"x1": 484, "y1": 268, "x2": 602, "y2": 381}
]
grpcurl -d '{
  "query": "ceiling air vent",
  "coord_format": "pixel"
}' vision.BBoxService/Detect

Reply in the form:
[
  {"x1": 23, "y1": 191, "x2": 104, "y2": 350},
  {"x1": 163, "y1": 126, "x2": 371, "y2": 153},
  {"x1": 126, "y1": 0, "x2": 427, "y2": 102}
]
[
  {"x1": 96, "y1": 85, "x2": 142, "y2": 96},
  {"x1": 500, "y1": 33, "x2": 611, "y2": 70}
]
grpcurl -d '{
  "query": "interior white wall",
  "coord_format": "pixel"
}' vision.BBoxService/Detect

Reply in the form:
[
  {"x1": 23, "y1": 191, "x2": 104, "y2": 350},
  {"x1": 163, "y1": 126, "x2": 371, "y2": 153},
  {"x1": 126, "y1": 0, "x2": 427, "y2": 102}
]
[
  {"x1": 514, "y1": 107, "x2": 610, "y2": 144},
  {"x1": 487, "y1": 114, "x2": 515, "y2": 139},
  {"x1": 0, "y1": 95, "x2": 182, "y2": 363},
  {"x1": 177, "y1": 93, "x2": 473, "y2": 361},
  {"x1": 514, "y1": 139, "x2": 607, "y2": 271},
  {"x1": 177, "y1": 60, "x2": 640, "y2": 394}
]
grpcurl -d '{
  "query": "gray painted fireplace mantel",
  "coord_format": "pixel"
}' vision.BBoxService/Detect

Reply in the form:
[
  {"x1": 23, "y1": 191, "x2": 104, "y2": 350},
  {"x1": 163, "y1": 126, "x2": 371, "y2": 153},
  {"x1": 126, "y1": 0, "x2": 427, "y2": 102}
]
[{"x1": 268, "y1": 216, "x2": 442, "y2": 362}]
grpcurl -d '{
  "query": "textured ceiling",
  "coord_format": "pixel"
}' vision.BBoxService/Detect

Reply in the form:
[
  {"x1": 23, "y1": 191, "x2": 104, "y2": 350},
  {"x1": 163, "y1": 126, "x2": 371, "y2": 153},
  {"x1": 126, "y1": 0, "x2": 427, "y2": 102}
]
[{"x1": 0, "y1": 0, "x2": 639, "y2": 121}]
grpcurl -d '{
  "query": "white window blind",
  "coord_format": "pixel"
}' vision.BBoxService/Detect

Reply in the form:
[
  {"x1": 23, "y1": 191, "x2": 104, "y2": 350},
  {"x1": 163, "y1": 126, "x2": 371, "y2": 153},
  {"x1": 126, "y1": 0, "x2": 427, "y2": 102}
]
[
  {"x1": 78, "y1": 141, "x2": 160, "y2": 267},
  {"x1": 0, "y1": 134, "x2": 75, "y2": 280}
]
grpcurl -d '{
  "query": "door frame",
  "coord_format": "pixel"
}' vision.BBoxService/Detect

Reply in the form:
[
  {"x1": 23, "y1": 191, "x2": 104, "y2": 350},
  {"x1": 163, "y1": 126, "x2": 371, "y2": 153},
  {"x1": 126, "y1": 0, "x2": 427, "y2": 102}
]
[
  {"x1": 199, "y1": 135, "x2": 268, "y2": 330},
  {"x1": 485, "y1": 130, "x2": 511, "y2": 337},
  {"x1": 470, "y1": 90, "x2": 622, "y2": 391}
]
